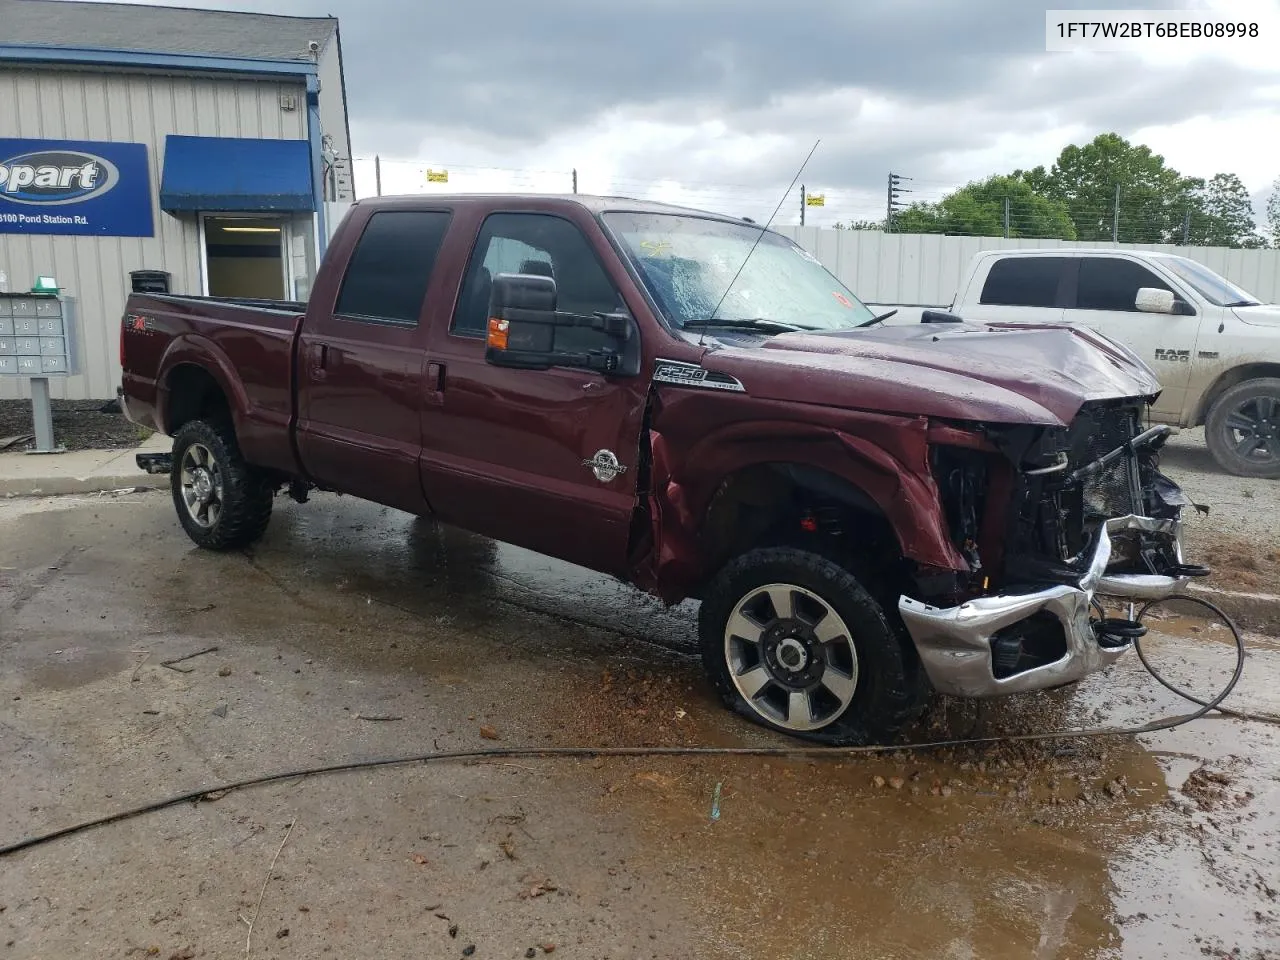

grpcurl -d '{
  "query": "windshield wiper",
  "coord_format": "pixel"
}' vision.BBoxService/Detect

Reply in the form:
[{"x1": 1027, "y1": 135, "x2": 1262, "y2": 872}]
[
  {"x1": 856, "y1": 309, "x2": 898, "y2": 328},
  {"x1": 686, "y1": 317, "x2": 814, "y2": 333},
  {"x1": 1223, "y1": 299, "x2": 1260, "y2": 307}
]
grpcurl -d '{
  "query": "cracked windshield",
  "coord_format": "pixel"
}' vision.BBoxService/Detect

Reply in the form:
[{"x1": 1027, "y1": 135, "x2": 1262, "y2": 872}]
[{"x1": 603, "y1": 211, "x2": 877, "y2": 330}]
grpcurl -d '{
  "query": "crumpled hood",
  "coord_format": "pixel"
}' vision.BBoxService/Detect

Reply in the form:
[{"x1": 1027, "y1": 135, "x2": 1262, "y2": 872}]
[{"x1": 700, "y1": 320, "x2": 1163, "y2": 426}]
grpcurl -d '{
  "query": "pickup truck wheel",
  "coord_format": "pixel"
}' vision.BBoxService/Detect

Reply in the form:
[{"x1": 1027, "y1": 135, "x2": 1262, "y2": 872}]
[
  {"x1": 1205, "y1": 378, "x2": 1280, "y2": 479},
  {"x1": 697, "y1": 547, "x2": 919, "y2": 746},
  {"x1": 171, "y1": 418, "x2": 273, "y2": 550}
]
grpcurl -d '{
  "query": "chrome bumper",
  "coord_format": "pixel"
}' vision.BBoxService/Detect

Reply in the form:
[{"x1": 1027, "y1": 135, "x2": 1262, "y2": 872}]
[{"x1": 897, "y1": 515, "x2": 1190, "y2": 698}]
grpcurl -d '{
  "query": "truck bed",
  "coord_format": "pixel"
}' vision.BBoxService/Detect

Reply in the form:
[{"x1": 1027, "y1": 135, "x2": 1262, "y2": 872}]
[{"x1": 120, "y1": 293, "x2": 306, "y2": 475}]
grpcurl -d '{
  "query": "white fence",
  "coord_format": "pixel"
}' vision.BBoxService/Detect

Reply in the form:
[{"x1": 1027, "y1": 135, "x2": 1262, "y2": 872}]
[{"x1": 771, "y1": 227, "x2": 1280, "y2": 308}]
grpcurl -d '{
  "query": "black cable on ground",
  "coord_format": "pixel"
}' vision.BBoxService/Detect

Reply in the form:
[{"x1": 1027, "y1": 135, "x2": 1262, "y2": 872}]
[
  {"x1": 1133, "y1": 595, "x2": 1280, "y2": 726},
  {"x1": 0, "y1": 594, "x2": 1268, "y2": 860}
]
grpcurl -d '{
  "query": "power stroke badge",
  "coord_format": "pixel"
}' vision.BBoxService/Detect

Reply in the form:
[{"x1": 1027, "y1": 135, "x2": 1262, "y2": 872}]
[{"x1": 583, "y1": 450, "x2": 627, "y2": 483}]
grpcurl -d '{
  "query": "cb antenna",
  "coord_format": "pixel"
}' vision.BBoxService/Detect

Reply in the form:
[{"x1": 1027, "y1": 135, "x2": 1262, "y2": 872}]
[{"x1": 697, "y1": 139, "x2": 821, "y2": 347}]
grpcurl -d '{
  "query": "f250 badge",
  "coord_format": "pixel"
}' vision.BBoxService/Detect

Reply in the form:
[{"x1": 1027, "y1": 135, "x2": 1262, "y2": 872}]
[
  {"x1": 1154, "y1": 348, "x2": 1191, "y2": 363},
  {"x1": 652, "y1": 359, "x2": 746, "y2": 392},
  {"x1": 583, "y1": 450, "x2": 627, "y2": 483}
]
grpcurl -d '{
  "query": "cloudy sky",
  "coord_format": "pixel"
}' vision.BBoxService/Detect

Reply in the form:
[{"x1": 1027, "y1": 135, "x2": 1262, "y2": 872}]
[{"x1": 130, "y1": 0, "x2": 1280, "y2": 227}]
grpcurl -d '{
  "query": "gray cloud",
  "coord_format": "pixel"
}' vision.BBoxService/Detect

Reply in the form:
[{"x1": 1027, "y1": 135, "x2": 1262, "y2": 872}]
[
  {"x1": 591, "y1": 57, "x2": 1261, "y2": 200},
  {"x1": 327, "y1": 0, "x2": 1189, "y2": 137},
  {"x1": 112, "y1": 0, "x2": 1277, "y2": 204},
  {"x1": 177, "y1": 0, "x2": 1192, "y2": 135}
]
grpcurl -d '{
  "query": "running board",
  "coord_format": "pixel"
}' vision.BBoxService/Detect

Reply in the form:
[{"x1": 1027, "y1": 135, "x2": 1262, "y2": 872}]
[{"x1": 136, "y1": 452, "x2": 173, "y2": 475}]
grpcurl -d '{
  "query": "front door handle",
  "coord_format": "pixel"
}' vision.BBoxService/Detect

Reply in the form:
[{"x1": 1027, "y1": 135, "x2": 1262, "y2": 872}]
[
  {"x1": 426, "y1": 361, "x2": 445, "y2": 406},
  {"x1": 312, "y1": 343, "x2": 329, "y2": 379}
]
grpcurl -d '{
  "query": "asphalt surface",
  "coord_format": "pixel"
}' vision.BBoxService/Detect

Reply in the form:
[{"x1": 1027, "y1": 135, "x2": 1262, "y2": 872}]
[{"x1": 1, "y1": 490, "x2": 1278, "y2": 959}]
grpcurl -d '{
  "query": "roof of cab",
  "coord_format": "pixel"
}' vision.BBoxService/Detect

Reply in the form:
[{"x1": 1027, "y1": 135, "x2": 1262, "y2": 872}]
[
  {"x1": 973, "y1": 247, "x2": 1188, "y2": 260},
  {"x1": 355, "y1": 192, "x2": 757, "y2": 223}
]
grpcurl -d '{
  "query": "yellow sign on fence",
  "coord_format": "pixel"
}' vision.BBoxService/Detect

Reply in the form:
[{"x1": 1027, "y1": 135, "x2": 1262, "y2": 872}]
[
  {"x1": 425, "y1": 169, "x2": 449, "y2": 183},
  {"x1": 805, "y1": 193, "x2": 825, "y2": 207}
]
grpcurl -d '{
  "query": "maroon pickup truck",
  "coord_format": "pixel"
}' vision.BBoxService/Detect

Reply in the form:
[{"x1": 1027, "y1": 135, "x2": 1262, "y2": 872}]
[{"x1": 120, "y1": 194, "x2": 1207, "y2": 745}]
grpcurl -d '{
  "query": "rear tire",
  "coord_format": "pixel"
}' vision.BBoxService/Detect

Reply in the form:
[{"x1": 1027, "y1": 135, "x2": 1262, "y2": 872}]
[
  {"x1": 170, "y1": 418, "x2": 274, "y2": 550},
  {"x1": 1205, "y1": 378, "x2": 1280, "y2": 479},
  {"x1": 697, "y1": 547, "x2": 923, "y2": 746}
]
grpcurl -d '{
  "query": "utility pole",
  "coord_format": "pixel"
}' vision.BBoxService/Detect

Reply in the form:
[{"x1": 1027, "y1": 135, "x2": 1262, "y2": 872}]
[
  {"x1": 374, "y1": 155, "x2": 382, "y2": 197},
  {"x1": 1113, "y1": 183, "x2": 1121, "y2": 241},
  {"x1": 800, "y1": 184, "x2": 805, "y2": 226},
  {"x1": 886, "y1": 172, "x2": 910, "y2": 232},
  {"x1": 572, "y1": 168, "x2": 578, "y2": 194},
  {"x1": 1182, "y1": 209, "x2": 1191, "y2": 244},
  {"x1": 1003, "y1": 197, "x2": 1011, "y2": 238}
]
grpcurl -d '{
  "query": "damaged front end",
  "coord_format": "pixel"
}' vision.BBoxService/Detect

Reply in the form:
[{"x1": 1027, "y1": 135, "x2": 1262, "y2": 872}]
[{"x1": 898, "y1": 400, "x2": 1207, "y2": 698}]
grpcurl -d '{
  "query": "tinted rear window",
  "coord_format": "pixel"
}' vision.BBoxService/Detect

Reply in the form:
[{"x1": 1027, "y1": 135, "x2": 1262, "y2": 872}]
[
  {"x1": 978, "y1": 257, "x2": 1066, "y2": 308},
  {"x1": 335, "y1": 210, "x2": 452, "y2": 324}
]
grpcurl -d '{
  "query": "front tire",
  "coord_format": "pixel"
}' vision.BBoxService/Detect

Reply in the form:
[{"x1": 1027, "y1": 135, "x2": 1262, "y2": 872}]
[
  {"x1": 697, "y1": 547, "x2": 922, "y2": 745},
  {"x1": 170, "y1": 418, "x2": 274, "y2": 550},
  {"x1": 1205, "y1": 378, "x2": 1280, "y2": 479}
]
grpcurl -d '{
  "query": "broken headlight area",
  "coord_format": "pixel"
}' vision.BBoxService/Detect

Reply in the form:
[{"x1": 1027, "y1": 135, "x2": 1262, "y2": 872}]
[
  {"x1": 903, "y1": 401, "x2": 1211, "y2": 697},
  {"x1": 929, "y1": 443, "x2": 989, "y2": 576},
  {"x1": 991, "y1": 400, "x2": 1208, "y2": 588}
]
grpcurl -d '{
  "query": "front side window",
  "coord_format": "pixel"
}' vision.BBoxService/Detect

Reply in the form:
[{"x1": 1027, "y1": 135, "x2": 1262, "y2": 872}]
[
  {"x1": 1076, "y1": 258, "x2": 1173, "y2": 312},
  {"x1": 978, "y1": 257, "x2": 1066, "y2": 308},
  {"x1": 601, "y1": 211, "x2": 876, "y2": 331},
  {"x1": 452, "y1": 212, "x2": 625, "y2": 338},
  {"x1": 335, "y1": 210, "x2": 452, "y2": 324}
]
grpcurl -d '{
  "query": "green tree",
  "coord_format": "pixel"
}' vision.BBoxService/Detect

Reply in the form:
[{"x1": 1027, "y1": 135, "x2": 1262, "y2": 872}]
[
  {"x1": 1189, "y1": 172, "x2": 1261, "y2": 247},
  {"x1": 833, "y1": 219, "x2": 885, "y2": 231},
  {"x1": 1010, "y1": 165, "x2": 1054, "y2": 195},
  {"x1": 887, "y1": 175, "x2": 1076, "y2": 239},
  {"x1": 1040, "y1": 133, "x2": 1202, "y2": 243},
  {"x1": 890, "y1": 202, "x2": 946, "y2": 234},
  {"x1": 1267, "y1": 177, "x2": 1280, "y2": 248}
]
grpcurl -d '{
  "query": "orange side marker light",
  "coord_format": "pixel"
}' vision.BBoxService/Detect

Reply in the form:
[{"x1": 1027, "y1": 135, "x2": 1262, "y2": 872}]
[{"x1": 487, "y1": 316, "x2": 509, "y2": 350}]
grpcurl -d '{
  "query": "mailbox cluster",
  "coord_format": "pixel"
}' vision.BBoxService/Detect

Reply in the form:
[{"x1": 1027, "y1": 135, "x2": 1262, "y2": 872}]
[{"x1": 0, "y1": 294, "x2": 79, "y2": 377}]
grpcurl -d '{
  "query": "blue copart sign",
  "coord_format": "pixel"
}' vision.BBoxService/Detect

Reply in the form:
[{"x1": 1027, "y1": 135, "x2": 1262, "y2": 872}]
[{"x1": 0, "y1": 139, "x2": 153, "y2": 237}]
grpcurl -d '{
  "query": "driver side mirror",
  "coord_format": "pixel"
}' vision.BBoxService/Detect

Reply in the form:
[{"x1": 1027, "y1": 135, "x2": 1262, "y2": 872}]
[
  {"x1": 484, "y1": 272, "x2": 640, "y2": 376},
  {"x1": 1135, "y1": 287, "x2": 1175, "y2": 314}
]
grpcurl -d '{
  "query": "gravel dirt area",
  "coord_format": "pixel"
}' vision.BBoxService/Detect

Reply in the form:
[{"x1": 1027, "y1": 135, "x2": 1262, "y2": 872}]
[
  {"x1": 1, "y1": 491, "x2": 1277, "y2": 959},
  {"x1": 1158, "y1": 427, "x2": 1280, "y2": 600},
  {"x1": 0, "y1": 399, "x2": 152, "y2": 452}
]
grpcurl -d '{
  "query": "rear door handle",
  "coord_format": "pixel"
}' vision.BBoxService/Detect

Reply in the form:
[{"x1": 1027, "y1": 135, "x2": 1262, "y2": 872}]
[
  {"x1": 426, "y1": 361, "x2": 445, "y2": 406},
  {"x1": 312, "y1": 342, "x2": 329, "y2": 378}
]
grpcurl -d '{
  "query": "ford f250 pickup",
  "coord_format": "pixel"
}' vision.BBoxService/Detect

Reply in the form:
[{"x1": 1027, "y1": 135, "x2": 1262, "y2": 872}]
[{"x1": 120, "y1": 194, "x2": 1208, "y2": 745}]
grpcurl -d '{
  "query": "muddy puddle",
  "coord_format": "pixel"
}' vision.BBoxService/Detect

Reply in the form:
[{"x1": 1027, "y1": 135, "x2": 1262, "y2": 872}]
[
  {"x1": 532, "y1": 594, "x2": 1279, "y2": 959},
  {"x1": 539, "y1": 654, "x2": 1180, "y2": 959},
  {"x1": 5, "y1": 493, "x2": 1278, "y2": 958}
]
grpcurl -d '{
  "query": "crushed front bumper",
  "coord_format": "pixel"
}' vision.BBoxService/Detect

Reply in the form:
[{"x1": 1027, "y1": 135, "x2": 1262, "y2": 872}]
[{"x1": 897, "y1": 515, "x2": 1192, "y2": 698}]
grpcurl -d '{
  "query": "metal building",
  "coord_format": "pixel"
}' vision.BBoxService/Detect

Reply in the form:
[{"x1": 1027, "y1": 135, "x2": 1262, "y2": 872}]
[{"x1": 0, "y1": 0, "x2": 354, "y2": 401}]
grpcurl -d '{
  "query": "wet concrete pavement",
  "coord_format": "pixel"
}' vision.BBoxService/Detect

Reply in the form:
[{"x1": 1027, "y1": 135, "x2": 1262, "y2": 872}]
[{"x1": 1, "y1": 491, "x2": 1278, "y2": 959}]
